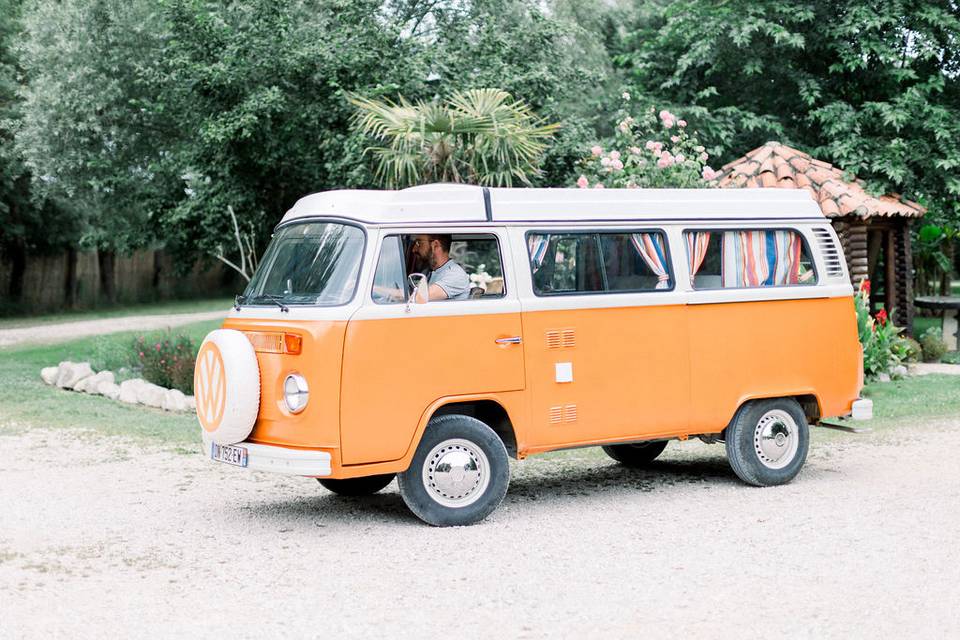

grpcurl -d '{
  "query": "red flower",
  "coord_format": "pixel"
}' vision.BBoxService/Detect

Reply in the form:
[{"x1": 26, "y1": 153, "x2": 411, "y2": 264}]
[
  {"x1": 876, "y1": 309, "x2": 888, "y2": 326},
  {"x1": 860, "y1": 279, "x2": 871, "y2": 295}
]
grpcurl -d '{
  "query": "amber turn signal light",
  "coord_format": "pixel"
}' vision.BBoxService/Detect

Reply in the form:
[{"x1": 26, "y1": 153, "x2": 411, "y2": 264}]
[{"x1": 283, "y1": 333, "x2": 302, "y2": 355}]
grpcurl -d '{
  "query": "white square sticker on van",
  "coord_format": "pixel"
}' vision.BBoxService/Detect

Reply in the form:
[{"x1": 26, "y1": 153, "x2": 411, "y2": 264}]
[{"x1": 555, "y1": 362, "x2": 573, "y2": 383}]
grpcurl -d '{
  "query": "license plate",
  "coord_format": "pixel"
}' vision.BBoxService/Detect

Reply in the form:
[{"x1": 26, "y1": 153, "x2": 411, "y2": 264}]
[{"x1": 211, "y1": 443, "x2": 248, "y2": 468}]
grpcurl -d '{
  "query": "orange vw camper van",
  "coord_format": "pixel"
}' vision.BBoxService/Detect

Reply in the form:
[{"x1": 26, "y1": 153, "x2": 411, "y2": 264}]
[{"x1": 195, "y1": 185, "x2": 866, "y2": 526}]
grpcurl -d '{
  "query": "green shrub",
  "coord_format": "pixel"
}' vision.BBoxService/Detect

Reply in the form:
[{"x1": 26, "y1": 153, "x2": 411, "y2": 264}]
[
  {"x1": 133, "y1": 333, "x2": 197, "y2": 394},
  {"x1": 898, "y1": 336, "x2": 923, "y2": 363},
  {"x1": 920, "y1": 328, "x2": 948, "y2": 363},
  {"x1": 941, "y1": 351, "x2": 960, "y2": 365}
]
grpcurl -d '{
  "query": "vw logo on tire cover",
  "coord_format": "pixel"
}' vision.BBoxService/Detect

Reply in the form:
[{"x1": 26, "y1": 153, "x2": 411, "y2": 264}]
[
  {"x1": 196, "y1": 342, "x2": 227, "y2": 432},
  {"x1": 194, "y1": 329, "x2": 261, "y2": 445}
]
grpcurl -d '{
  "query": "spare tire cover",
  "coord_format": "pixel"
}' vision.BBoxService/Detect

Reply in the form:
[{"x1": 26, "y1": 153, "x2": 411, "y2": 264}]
[{"x1": 194, "y1": 329, "x2": 260, "y2": 445}]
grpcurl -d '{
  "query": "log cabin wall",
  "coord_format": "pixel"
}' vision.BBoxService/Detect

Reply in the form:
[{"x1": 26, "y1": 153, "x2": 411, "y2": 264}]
[{"x1": 832, "y1": 217, "x2": 914, "y2": 334}]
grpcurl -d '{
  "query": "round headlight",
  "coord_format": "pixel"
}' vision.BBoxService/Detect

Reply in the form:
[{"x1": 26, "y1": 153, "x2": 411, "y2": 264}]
[{"x1": 283, "y1": 373, "x2": 309, "y2": 414}]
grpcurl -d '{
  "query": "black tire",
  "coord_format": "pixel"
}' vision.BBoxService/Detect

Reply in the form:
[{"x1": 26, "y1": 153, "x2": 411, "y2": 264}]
[
  {"x1": 602, "y1": 440, "x2": 668, "y2": 467},
  {"x1": 725, "y1": 398, "x2": 809, "y2": 487},
  {"x1": 398, "y1": 414, "x2": 510, "y2": 527},
  {"x1": 317, "y1": 473, "x2": 395, "y2": 496}
]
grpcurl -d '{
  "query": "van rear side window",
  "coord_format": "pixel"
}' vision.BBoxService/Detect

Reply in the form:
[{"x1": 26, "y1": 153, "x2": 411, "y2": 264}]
[
  {"x1": 527, "y1": 231, "x2": 672, "y2": 295},
  {"x1": 685, "y1": 229, "x2": 816, "y2": 289}
]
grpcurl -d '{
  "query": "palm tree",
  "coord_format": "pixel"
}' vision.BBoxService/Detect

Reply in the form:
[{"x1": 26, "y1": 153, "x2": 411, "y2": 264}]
[{"x1": 348, "y1": 89, "x2": 560, "y2": 188}]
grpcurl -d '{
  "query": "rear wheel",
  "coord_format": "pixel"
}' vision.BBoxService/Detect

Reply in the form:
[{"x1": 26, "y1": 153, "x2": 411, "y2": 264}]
[
  {"x1": 602, "y1": 440, "x2": 668, "y2": 467},
  {"x1": 398, "y1": 414, "x2": 510, "y2": 527},
  {"x1": 725, "y1": 398, "x2": 809, "y2": 486},
  {"x1": 317, "y1": 473, "x2": 395, "y2": 496}
]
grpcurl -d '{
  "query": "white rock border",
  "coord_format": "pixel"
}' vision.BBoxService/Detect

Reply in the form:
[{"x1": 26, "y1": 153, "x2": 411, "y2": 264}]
[{"x1": 40, "y1": 361, "x2": 196, "y2": 413}]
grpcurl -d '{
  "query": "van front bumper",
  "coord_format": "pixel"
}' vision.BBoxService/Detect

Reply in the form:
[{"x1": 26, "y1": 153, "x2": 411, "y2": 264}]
[{"x1": 202, "y1": 436, "x2": 332, "y2": 477}]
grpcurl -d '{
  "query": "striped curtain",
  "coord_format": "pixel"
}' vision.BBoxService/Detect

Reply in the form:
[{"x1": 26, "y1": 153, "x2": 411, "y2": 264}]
[
  {"x1": 527, "y1": 234, "x2": 550, "y2": 273},
  {"x1": 630, "y1": 233, "x2": 670, "y2": 289},
  {"x1": 685, "y1": 231, "x2": 712, "y2": 286},
  {"x1": 721, "y1": 230, "x2": 802, "y2": 287}
]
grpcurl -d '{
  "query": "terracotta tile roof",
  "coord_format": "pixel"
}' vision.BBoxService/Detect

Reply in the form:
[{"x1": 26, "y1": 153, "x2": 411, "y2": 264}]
[{"x1": 716, "y1": 141, "x2": 925, "y2": 219}]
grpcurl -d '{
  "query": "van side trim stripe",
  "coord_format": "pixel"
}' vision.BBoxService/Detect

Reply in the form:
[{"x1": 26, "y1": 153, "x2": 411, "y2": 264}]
[{"x1": 483, "y1": 187, "x2": 493, "y2": 222}]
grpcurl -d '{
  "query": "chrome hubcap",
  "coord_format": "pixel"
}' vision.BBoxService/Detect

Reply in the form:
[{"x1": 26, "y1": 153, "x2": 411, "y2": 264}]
[
  {"x1": 422, "y1": 438, "x2": 490, "y2": 508},
  {"x1": 753, "y1": 410, "x2": 799, "y2": 470}
]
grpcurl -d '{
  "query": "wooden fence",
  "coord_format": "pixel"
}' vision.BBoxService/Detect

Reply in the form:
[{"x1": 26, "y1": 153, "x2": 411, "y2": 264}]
[{"x1": 0, "y1": 248, "x2": 240, "y2": 313}]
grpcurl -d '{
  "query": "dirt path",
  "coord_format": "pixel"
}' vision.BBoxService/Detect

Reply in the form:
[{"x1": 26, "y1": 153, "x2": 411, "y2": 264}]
[
  {"x1": 0, "y1": 311, "x2": 227, "y2": 348},
  {"x1": 1, "y1": 420, "x2": 958, "y2": 638}
]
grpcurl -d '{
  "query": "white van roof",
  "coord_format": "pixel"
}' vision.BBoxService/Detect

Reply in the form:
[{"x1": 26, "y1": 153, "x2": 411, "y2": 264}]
[{"x1": 281, "y1": 183, "x2": 826, "y2": 225}]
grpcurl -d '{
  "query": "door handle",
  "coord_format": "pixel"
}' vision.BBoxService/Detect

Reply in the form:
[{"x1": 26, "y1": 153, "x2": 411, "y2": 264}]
[{"x1": 495, "y1": 336, "x2": 523, "y2": 345}]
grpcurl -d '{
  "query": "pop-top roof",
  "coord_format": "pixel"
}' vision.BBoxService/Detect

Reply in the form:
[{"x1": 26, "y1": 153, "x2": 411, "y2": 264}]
[{"x1": 281, "y1": 183, "x2": 826, "y2": 225}]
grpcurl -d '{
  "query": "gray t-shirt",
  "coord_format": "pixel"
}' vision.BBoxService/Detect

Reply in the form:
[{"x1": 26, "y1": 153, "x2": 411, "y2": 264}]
[{"x1": 429, "y1": 259, "x2": 470, "y2": 300}]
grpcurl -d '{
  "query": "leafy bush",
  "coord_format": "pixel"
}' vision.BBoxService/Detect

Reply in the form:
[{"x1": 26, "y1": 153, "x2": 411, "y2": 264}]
[
  {"x1": 898, "y1": 336, "x2": 923, "y2": 364},
  {"x1": 854, "y1": 279, "x2": 903, "y2": 378},
  {"x1": 133, "y1": 333, "x2": 197, "y2": 394},
  {"x1": 574, "y1": 96, "x2": 717, "y2": 189},
  {"x1": 919, "y1": 328, "x2": 948, "y2": 363},
  {"x1": 942, "y1": 351, "x2": 960, "y2": 365}
]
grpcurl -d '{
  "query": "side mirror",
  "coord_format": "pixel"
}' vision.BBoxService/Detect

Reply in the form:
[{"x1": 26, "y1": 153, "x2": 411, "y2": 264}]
[{"x1": 407, "y1": 273, "x2": 429, "y2": 306}]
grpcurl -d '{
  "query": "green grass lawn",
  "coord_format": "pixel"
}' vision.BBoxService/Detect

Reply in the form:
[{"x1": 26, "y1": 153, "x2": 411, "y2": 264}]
[
  {"x1": 860, "y1": 374, "x2": 960, "y2": 428},
  {"x1": 0, "y1": 297, "x2": 233, "y2": 330},
  {"x1": 0, "y1": 319, "x2": 221, "y2": 448},
  {"x1": 1, "y1": 319, "x2": 957, "y2": 451}
]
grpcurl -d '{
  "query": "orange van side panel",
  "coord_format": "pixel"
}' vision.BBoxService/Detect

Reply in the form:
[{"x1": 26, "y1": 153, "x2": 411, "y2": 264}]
[
  {"x1": 687, "y1": 296, "x2": 861, "y2": 429},
  {"x1": 222, "y1": 318, "x2": 347, "y2": 449},
  {"x1": 519, "y1": 304, "x2": 690, "y2": 450},
  {"x1": 339, "y1": 312, "x2": 526, "y2": 465}
]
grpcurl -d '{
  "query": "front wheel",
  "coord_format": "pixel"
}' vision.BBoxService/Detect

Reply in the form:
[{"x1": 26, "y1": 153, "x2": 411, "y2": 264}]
[
  {"x1": 725, "y1": 398, "x2": 809, "y2": 486},
  {"x1": 317, "y1": 473, "x2": 395, "y2": 496},
  {"x1": 398, "y1": 414, "x2": 510, "y2": 527}
]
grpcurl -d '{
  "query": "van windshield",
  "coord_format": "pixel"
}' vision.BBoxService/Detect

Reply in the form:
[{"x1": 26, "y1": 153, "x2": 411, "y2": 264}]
[{"x1": 242, "y1": 222, "x2": 365, "y2": 306}]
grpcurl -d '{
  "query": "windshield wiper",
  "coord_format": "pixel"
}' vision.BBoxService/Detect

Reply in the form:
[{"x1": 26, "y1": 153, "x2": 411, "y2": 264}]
[{"x1": 250, "y1": 293, "x2": 289, "y2": 313}]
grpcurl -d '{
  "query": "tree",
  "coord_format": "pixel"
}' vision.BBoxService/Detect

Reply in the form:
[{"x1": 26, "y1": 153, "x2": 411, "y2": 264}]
[
  {"x1": 615, "y1": 1, "x2": 960, "y2": 224},
  {"x1": 349, "y1": 88, "x2": 560, "y2": 188},
  {"x1": 403, "y1": 0, "x2": 618, "y2": 185},
  {"x1": 15, "y1": 0, "x2": 180, "y2": 301},
  {"x1": 0, "y1": 0, "x2": 78, "y2": 305},
  {"x1": 154, "y1": 0, "x2": 431, "y2": 268}
]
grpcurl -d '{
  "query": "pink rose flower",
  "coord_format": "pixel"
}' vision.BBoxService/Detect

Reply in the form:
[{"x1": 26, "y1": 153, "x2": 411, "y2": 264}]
[
  {"x1": 675, "y1": 153, "x2": 685, "y2": 163},
  {"x1": 678, "y1": 119, "x2": 687, "y2": 127},
  {"x1": 591, "y1": 145, "x2": 603, "y2": 157},
  {"x1": 594, "y1": 183, "x2": 605, "y2": 189},
  {"x1": 702, "y1": 166, "x2": 718, "y2": 181},
  {"x1": 644, "y1": 140, "x2": 656, "y2": 150},
  {"x1": 609, "y1": 150, "x2": 621, "y2": 161},
  {"x1": 630, "y1": 146, "x2": 642, "y2": 155},
  {"x1": 699, "y1": 152, "x2": 709, "y2": 162},
  {"x1": 600, "y1": 157, "x2": 611, "y2": 167},
  {"x1": 576, "y1": 175, "x2": 589, "y2": 189},
  {"x1": 611, "y1": 159, "x2": 624, "y2": 171},
  {"x1": 670, "y1": 135, "x2": 680, "y2": 143},
  {"x1": 657, "y1": 153, "x2": 674, "y2": 169}
]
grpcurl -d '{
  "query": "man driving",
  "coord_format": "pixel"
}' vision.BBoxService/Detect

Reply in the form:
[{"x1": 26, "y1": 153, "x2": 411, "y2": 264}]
[{"x1": 411, "y1": 234, "x2": 470, "y2": 301}]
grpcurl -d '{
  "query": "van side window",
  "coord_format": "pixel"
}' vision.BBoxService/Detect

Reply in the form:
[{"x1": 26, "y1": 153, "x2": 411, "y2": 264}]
[
  {"x1": 372, "y1": 233, "x2": 506, "y2": 303},
  {"x1": 685, "y1": 230, "x2": 817, "y2": 289},
  {"x1": 528, "y1": 231, "x2": 672, "y2": 295}
]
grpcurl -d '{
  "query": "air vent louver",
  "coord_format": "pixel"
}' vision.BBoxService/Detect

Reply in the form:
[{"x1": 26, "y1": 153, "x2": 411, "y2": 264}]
[{"x1": 812, "y1": 227, "x2": 845, "y2": 278}]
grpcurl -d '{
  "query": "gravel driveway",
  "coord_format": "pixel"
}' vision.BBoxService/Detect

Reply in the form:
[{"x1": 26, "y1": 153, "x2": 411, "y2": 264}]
[
  {"x1": 0, "y1": 310, "x2": 226, "y2": 348},
  {"x1": 2, "y1": 419, "x2": 958, "y2": 639}
]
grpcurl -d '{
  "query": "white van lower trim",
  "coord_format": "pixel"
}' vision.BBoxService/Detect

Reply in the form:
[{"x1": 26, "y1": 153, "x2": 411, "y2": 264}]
[{"x1": 203, "y1": 437, "x2": 332, "y2": 476}]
